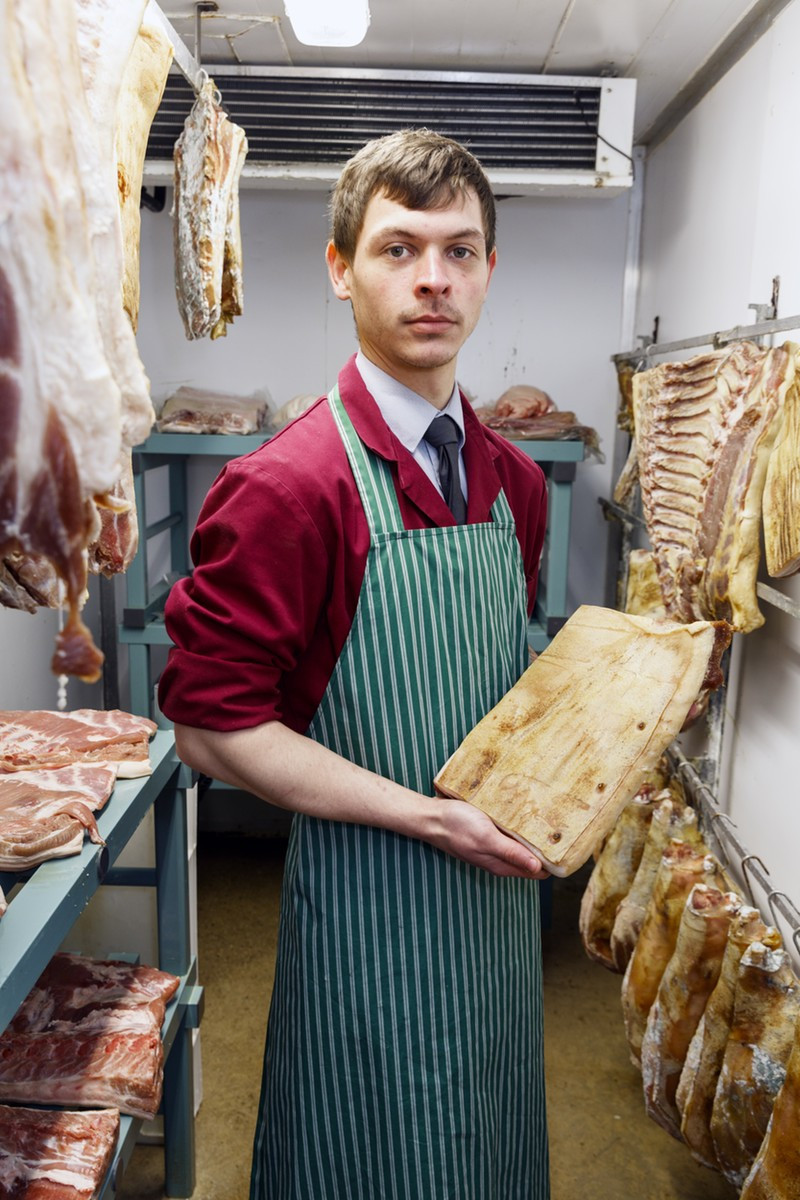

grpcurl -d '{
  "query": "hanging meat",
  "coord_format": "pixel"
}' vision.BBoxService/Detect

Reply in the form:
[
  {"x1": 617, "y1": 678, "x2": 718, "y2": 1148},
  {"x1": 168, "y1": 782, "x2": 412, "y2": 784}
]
[
  {"x1": 116, "y1": 7, "x2": 174, "y2": 332},
  {"x1": 1, "y1": 0, "x2": 157, "y2": 680},
  {"x1": 632, "y1": 341, "x2": 795, "y2": 632},
  {"x1": 740, "y1": 1013, "x2": 800, "y2": 1198},
  {"x1": 640, "y1": 884, "x2": 740, "y2": 1138},
  {"x1": 0, "y1": 1104, "x2": 119, "y2": 1200},
  {"x1": 579, "y1": 780, "x2": 663, "y2": 970},
  {"x1": 677, "y1": 910, "x2": 780, "y2": 1170},
  {"x1": 621, "y1": 840, "x2": 725, "y2": 1068},
  {"x1": 433, "y1": 606, "x2": 731, "y2": 877},
  {"x1": 174, "y1": 78, "x2": 248, "y2": 340},
  {"x1": 609, "y1": 790, "x2": 701, "y2": 972},
  {"x1": 762, "y1": 366, "x2": 800, "y2": 577},
  {"x1": 710, "y1": 941, "x2": 800, "y2": 1187}
]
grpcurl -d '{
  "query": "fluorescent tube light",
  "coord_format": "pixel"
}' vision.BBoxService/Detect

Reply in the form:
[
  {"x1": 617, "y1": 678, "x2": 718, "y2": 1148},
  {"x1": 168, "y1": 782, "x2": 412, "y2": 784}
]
[{"x1": 284, "y1": 0, "x2": 370, "y2": 46}]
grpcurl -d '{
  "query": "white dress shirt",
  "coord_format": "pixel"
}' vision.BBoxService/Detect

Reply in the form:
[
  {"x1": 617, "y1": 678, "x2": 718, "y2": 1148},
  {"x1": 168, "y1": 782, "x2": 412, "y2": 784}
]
[{"x1": 355, "y1": 352, "x2": 469, "y2": 503}]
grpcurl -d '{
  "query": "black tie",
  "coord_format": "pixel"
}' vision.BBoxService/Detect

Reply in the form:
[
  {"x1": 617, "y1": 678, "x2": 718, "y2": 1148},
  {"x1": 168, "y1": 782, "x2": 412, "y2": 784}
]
[{"x1": 423, "y1": 415, "x2": 467, "y2": 523}]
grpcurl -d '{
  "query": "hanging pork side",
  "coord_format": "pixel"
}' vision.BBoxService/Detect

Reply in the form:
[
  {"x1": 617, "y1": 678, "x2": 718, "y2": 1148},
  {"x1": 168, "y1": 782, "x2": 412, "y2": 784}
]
[
  {"x1": 433, "y1": 606, "x2": 731, "y2": 877},
  {"x1": 762, "y1": 367, "x2": 800, "y2": 577},
  {"x1": 677, "y1": 910, "x2": 780, "y2": 1170},
  {"x1": 633, "y1": 341, "x2": 794, "y2": 632},
  {"x1": 621, "y1": 840, "x2": 725, "y2": 1067},
  {"x1": 740, "y1": 1013, "x2": 800, "y2": 1199},
  {"x1": 578, "y1": 780, "x2": 663, "y2": 969},
  {"x1": 710, "y1": 941, "x2": 800, "y2": 1187},
  {"x1": 174, "y1": 78, "x2": 249, "y2": 340},
  {"x1": 640, "y1": 884, "x2": 740, "y2": 1138},
  {"x1": 0, "y1": 1104, "x2": 119, "y2": 1200},
  {"x1": 116, "y1": 7, "x2": 174, "y2": 331}
]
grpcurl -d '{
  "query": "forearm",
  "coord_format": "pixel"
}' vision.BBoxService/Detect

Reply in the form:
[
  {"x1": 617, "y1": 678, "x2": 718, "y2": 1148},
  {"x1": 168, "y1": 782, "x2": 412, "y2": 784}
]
[
  {"x1": 173, "y1": 720, "x2": 548, "y2": 880},
  {"x1": 174, "y1": 718, "x2": 436, "y2": 836}
]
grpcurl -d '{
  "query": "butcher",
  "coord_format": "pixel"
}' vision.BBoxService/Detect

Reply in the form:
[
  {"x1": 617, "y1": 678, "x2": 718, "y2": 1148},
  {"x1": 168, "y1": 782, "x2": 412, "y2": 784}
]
[{"x1": 158, "y1": 127, "x2": 551, "y2": 1199}]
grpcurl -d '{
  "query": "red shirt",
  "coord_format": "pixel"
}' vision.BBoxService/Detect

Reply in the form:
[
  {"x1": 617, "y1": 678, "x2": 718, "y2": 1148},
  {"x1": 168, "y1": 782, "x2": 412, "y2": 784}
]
[{"x1": 158, "y1": 356, "x2": 548, "y2": 734}]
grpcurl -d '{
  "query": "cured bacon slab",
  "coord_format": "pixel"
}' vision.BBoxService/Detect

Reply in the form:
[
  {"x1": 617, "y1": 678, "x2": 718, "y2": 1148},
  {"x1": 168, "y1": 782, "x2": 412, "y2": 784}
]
[
  {"x1": 677, "y1": 910, "x2": 779, "y2": 1170},
  {"x1": 621, "y1": 841, "x2": 724, "y2": 1067},
  {"x1": 0, "y1": 1104, "x2": 119, "y2": 1200},
  {"x1": 0, "y1": 710, "x2": 157, "y2": 778},
  {"x1": 740, "y1": 1013, "x2": 800, "y2": 1198},
  {"x1": 762, "y1": 366, "x2": 800, "y2": 577},
  {"x1": 435, "y1": 607, "x2": 730, "y2": 877},
  {"x1": 173, "y1": 78, "x2": 248, "y2": 340},
  {"x1": 641, "y1": 884, "x2": 740, "y2": 1138},
  {"x1": 579, "y1": 782, "x2": 662, "y2": 970},
  {"x1": 633, "y1": 341, "x2": 794, "y2": 632},
  {"x1": 710, "y1": 942, "x2": 800, "y2": 1187},
  {"x1": 0, "y1": 954, "x2": 179, "y2": 1121},
  {"x1": 156, "y1": 386, "x2": 269, "y2": 435}
]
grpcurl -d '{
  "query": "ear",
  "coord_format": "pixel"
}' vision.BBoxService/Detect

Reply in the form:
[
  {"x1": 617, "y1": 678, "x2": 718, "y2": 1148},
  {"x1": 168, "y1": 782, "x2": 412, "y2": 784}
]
[
  {"x1": 326, "y1": 241, "x2": 351, "y2": 300},
  {"x1": 485, "y1": 246, "x2": 497, "y2": 292}
]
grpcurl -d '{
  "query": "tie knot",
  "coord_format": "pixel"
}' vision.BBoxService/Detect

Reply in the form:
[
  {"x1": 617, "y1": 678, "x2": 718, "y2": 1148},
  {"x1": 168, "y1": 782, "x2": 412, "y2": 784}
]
[{"x1": 423, "y1": 414, "x2": 460, "y2": 450}]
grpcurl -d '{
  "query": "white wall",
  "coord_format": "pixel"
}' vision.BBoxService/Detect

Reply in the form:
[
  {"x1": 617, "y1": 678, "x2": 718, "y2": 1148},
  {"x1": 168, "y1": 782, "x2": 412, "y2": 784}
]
[
  {"x1": 138, "y1": 185, "x2": 631, "y2": 612},
  {"x1": 636, "y1": 1, "x2": 800, "y2": 944}
]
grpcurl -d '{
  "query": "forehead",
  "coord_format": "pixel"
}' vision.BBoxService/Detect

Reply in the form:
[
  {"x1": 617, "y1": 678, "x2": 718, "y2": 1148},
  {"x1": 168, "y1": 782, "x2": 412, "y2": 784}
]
[{"x1": 356, "y1": 189, "x2": 487, "y2": 248}]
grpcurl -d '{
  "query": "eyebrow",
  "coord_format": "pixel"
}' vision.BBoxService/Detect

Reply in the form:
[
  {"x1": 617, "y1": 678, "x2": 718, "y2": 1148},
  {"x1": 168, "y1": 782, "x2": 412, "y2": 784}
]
[{"x1": 369, "y1": 225, "x2": 487, "y2": 245}]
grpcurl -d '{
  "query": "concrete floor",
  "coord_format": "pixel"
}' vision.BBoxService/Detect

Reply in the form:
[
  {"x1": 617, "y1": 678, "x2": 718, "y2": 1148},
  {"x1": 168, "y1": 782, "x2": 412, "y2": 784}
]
[{"x1": 119, "y1": 836, "x2": 738, "y2": 1200}]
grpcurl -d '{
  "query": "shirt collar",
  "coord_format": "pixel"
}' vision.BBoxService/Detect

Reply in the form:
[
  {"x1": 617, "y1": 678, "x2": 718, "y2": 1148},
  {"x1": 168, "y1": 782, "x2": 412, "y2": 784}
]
[
  {"x1": 355, "y1": 351, "x2": 465, "y2": 453},
  {"x1": 335, "y1": 355, "x2": 502, "y2": 524}
]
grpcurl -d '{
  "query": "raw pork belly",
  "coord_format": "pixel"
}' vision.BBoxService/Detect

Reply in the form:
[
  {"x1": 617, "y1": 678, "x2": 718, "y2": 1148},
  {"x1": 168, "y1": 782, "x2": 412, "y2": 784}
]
[
  {"x1": 0, "y1": 1104, "x2": 119, "y2": 1200},
  {"x1": 633, "y1": 341, "x2": 794, "y2": 632},
  {"x1": 0, "y1": 710, "x2": 157, "y2": 778},
  {"x1": 0, "y1": 955, "x2": 179, "y2": 1121},
  {"x1": 0, "y1": 765, "x2": 116, "y2": 872}
]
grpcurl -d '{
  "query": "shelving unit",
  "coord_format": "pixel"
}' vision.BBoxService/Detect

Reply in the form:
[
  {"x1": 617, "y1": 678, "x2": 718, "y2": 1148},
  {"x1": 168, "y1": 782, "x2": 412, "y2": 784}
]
[
  {"x1": 0, "y1": 732, "x2": 203, "y2": 1199},
  {"x1": 119, "y1": 430, "x2": 586, "y2": 717}
]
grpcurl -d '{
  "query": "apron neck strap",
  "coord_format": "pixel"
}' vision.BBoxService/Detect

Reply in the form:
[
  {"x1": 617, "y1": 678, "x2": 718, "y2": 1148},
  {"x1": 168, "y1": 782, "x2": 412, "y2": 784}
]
[{"x1": 328, "y1": 385, "x2": 405, "y2": 536}]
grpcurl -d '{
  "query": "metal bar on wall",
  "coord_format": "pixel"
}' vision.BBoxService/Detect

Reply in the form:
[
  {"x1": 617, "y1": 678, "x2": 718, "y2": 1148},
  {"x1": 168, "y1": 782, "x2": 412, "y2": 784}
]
[{"x1": 613, "y1": 312, "x2": 800, "y2": 364}]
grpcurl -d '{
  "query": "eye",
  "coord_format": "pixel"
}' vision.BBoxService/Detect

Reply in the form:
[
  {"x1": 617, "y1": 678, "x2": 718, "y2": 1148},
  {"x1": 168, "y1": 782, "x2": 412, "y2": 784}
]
[
  {"x1": 450, "y1": 246, "x2": 473, "y2": 260},
  {"x1": 386, "y1": 245, "x2": 410, "y2": 259}
]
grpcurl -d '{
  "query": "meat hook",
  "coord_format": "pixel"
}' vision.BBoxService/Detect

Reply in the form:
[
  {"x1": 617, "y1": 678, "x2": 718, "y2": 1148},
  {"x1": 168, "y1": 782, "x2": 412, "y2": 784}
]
[
  {"x1": 765, "y1": 890, "x2": 796, "y2": 934},
  {"x1": 740, "y1": 853, "x2": 769, "y2": 907}
]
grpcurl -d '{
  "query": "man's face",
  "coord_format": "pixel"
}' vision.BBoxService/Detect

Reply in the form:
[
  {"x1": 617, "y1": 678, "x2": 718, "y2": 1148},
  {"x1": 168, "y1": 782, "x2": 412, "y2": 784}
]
[{"x1": 327, "y1": 189, "x2": 496, "y2": 394}]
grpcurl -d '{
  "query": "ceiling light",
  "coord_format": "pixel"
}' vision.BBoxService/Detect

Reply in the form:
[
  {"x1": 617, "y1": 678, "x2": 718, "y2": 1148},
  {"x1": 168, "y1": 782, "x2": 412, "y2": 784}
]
[{"x1": 283, "y1": 0, "x2": 370, "y2": 47}]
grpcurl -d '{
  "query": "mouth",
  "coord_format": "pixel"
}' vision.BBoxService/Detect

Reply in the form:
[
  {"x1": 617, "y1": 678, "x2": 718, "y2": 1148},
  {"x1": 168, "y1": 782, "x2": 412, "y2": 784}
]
[{"x1": 405, "y1": 314, "x2": 457, "y2": 333}]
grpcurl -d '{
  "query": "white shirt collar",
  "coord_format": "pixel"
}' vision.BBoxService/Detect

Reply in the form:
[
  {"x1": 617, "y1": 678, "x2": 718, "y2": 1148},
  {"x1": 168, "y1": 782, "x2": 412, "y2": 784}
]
[{"x1": 355, "y1": 351, "x2": 465, "y2": 454}]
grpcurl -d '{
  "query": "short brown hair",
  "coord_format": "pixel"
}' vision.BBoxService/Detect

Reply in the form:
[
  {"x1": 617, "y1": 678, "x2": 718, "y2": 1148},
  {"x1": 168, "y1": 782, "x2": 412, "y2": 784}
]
[{"x1": 329, "y1": 128, "x2": 496, "y2": 261}]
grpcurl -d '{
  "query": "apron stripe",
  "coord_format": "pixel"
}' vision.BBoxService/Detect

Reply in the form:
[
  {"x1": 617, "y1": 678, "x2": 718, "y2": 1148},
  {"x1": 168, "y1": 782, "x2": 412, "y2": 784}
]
[{"x1": 252, "y1": 385, "x2": 549, "y2": 1199}]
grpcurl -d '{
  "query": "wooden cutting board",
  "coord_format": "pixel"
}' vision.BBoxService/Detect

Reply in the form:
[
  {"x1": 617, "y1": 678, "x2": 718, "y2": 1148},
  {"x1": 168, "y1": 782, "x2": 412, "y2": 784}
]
[{"x1": 433, "y1": 606, "x2": 730, "y2": 876}]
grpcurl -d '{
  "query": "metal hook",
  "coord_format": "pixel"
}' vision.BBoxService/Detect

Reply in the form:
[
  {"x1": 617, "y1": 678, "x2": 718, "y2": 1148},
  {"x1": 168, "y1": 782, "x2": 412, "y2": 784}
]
[
  {"x1": 708, "y1": 812, "x2": 737, "y2": 869},
  {"x1": 766, "y1": 890, "x2": 794, "y2": 930},
  {"x1": 740, "y1": 854, "x2": 769, "y2": 907}
]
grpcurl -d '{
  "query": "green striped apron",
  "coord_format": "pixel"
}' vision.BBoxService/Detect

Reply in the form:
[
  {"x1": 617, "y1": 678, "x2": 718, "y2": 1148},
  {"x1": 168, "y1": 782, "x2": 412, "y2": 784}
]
[{"x1": 251, "y1": 386, "x2": 549, "y2": 1199}]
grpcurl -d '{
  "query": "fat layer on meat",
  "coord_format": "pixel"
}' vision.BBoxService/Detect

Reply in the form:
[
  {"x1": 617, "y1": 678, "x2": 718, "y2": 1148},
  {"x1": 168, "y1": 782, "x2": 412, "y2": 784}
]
[
  {"x1": 633, "y1": 341, "x2": 794, "y2": 632},
  {"x1": 762, "y1": 363, "x2": 800, "y2": 577},
  {"x1": 0, "y1": 1104, "x2": 119, "y2": 1200}
]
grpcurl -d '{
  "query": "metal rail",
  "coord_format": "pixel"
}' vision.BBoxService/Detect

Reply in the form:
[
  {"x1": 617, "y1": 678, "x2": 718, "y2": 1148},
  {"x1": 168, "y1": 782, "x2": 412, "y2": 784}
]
[
  {"x1": 612, "y1": 311, "x2": 800, "y2": 364},
  {"x1": 146, "y1": 0, "x2": 203, "y2": 91},
  {"x1": 669, "y1": 745, "x2": 800, "y2": 957}
]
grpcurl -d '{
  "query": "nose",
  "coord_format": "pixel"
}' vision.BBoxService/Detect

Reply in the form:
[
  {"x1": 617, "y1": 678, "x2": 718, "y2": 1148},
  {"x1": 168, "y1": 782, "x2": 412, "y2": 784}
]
[{"x1": 414, "y1": 247, "x2": 451, "y2": 296}]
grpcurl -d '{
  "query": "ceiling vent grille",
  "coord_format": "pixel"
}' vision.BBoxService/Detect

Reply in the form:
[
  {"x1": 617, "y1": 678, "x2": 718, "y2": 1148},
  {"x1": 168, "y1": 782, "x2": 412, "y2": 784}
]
[{"x1": 144, "y1": 67, "x2": 635, "y2": 194}]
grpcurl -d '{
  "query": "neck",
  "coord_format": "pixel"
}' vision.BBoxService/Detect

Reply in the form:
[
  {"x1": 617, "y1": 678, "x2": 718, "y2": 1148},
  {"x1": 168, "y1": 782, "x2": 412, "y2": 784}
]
[{"x1": 359, "y1": 347, "x2": 456, "y2": 410}]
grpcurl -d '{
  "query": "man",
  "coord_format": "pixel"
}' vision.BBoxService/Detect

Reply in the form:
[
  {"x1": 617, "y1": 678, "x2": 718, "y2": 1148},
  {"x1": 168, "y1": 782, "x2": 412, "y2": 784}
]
[{"x1": 159, "y1": 128, "x2": 550, "y2": 1199}]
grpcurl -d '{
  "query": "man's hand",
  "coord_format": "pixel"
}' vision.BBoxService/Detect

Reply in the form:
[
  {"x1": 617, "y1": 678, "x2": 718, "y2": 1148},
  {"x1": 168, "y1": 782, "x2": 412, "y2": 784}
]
[{"x1": 426, "y1": 798, "x2": 549, "y2": 879}]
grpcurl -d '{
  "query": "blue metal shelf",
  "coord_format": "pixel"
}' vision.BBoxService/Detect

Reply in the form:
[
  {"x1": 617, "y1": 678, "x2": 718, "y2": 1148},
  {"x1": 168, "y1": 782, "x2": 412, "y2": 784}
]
[{"x1": 0, "y1": 732, "x2": 202, "y2": 1198}]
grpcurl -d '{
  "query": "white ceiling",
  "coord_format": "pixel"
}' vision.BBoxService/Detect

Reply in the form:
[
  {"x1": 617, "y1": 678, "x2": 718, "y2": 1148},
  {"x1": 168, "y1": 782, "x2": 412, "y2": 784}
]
[{"x1": 160, "y1": 0, "x2": 764, "y2": 143}]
